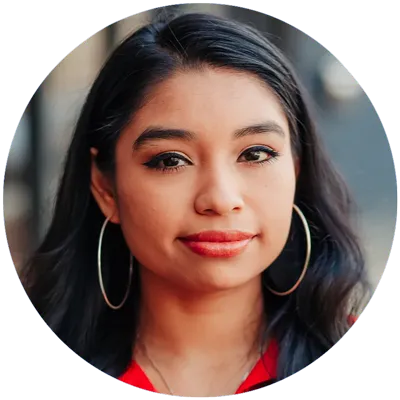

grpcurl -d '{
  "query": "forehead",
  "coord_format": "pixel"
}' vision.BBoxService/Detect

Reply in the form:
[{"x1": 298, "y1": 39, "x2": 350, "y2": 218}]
[{"x1": 131, "y1": 67, "x2": 289, "y2": 136}]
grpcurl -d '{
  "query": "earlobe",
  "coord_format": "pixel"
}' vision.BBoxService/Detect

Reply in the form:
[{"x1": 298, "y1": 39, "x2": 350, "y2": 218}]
[{"x1": 90, "y1": 148, "x2": 120, "y2": 224}]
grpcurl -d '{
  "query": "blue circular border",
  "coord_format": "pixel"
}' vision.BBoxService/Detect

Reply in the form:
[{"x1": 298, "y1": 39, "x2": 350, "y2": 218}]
[{"x1": 2, "y1": 2, "x2": 400, "y2": 398}]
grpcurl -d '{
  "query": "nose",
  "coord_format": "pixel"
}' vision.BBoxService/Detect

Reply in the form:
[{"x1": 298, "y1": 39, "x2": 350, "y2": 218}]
[{"x1": 194, "y1": 166, "x2": 245, "y2": 216}]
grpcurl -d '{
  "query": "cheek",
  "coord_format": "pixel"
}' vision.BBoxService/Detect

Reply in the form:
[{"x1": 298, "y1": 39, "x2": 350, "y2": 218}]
[
  {"x1": 249, "y1": 159, "x2": 297, "y2": 262},
  {"x1": 113, "y1": 169, "x2": 191, "y2": 261}
]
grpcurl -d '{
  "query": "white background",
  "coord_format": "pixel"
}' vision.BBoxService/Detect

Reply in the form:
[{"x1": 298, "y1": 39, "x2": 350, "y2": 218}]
[{"x1": 0, "y1": 0, "x2": 398, "y2": 400}]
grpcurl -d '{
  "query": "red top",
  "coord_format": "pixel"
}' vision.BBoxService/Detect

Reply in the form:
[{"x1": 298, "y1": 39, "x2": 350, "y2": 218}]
[{"x1": 119, "y1": 339, "x2": 278, "y2": 394}]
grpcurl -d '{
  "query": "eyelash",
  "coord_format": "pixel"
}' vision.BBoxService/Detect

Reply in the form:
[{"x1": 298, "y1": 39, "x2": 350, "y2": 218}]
[{"x1": 143, "y1": 146, "x2": 281, "y2": 173}]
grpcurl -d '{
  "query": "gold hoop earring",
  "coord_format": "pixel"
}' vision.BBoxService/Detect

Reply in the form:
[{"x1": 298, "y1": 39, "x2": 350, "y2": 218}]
[
  {"x1": 266, "y1": 204, "x2": 311, "y2": 296},
  {"x1": 98, "y1": 216, "x2": 133, "y2": 310}
]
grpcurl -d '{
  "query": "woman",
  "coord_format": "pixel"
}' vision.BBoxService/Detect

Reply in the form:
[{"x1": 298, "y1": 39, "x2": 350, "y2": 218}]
[{"x1": 20, "y1": 12, "x2": 370, "y2": 397}]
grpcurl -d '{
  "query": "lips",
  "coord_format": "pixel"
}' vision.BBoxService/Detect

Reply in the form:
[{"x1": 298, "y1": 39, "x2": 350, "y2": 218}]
[{"x1": 179, "y1": 230, "x2": 255, "y2": 258}]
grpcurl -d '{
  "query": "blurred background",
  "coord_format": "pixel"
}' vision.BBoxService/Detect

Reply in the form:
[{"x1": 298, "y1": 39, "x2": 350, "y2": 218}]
[{"x1": 4, "y1": 3, "x2": 396, "y2": 292}]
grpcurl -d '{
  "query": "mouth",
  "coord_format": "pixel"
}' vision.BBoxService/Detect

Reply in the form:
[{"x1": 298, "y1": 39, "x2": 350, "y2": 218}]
[{"x1": 179, "y1": 230, "x2": 256, "y2": 258}]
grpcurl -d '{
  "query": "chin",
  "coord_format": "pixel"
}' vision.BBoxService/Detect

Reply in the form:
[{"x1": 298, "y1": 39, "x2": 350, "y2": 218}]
[{"x1": 189, "y1": 268, "x2": 262, "y2": 293}]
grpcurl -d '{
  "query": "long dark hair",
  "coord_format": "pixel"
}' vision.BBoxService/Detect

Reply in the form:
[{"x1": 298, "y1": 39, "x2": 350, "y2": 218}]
[{"x1": 20, "y1": 12, "x2": 370, "y2": 381}]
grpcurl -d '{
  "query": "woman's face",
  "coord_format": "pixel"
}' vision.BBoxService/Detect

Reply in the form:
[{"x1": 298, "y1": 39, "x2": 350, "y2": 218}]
[{"x1": 93, "y1": 67, "x2": 297, "y2": 292}]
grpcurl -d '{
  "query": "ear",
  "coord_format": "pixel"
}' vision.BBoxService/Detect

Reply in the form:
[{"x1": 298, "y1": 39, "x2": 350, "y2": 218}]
[{"x1": 90, "y1": 148, "x2": 120, "y2": 224}]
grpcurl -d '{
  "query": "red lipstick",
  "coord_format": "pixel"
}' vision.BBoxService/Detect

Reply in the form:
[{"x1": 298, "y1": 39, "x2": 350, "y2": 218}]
[{"x1": 179, "y1": 230, "x2": 255, "y2": 258}]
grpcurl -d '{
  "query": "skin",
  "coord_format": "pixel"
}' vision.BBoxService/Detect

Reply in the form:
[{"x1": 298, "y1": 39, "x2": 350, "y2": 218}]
[{"x1": 91, "y1": 67, "x2": 298, "y2": 396}]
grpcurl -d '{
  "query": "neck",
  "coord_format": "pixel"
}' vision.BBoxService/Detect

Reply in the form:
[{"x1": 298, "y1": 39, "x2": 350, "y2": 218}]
[{"x1": 136, "y1": 268, "x2": 265, "y2": 362}]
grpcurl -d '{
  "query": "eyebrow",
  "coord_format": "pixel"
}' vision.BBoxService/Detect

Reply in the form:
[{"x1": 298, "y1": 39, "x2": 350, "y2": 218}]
[{"x1": 132, "y1": 121, "x2": 285, "y2": 150}]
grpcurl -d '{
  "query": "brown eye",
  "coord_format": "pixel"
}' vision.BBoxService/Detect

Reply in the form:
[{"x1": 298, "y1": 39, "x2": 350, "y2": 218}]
[
  {"x1": 238, "y1": 146, "x2": 278, "y2": 164},
  {"x1": 160, "y1": 156, "x2": 184, "y2": 168},
  {"x1": 143, "y1": 152, "x2": 193, "y2": 171},
  {"x1": 239, "y1": 150, "x2": 270, "y2": 162}
]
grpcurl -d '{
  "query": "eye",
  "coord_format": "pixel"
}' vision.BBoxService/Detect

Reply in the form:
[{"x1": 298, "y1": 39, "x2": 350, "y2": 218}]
[
  {"x1": 143, "y1": 152, "x2": 192, "y2": 171},
  {"x1": 156, "y1": 156, "x2": 186, "y2": 168},
  {"x1": 238, "y1": 146, "x2": 279, "y2": 164}
]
